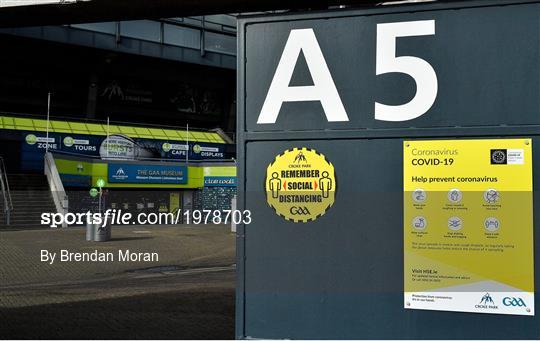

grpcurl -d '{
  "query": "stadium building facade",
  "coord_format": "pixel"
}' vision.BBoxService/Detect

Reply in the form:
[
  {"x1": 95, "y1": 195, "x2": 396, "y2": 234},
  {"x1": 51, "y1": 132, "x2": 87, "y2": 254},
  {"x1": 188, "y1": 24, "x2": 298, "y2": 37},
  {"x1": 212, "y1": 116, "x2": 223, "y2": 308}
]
[{"x1": 0, "y1": 17, "x2": 238, "y2": 227}]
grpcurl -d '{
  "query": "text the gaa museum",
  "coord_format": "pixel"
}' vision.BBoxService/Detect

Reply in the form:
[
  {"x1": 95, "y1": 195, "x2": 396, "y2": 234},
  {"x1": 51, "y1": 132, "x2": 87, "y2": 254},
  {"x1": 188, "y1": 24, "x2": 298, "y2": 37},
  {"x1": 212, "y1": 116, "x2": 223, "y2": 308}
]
[{"x1": 265, "y1": 147, "x2": 336, "y2": 223}]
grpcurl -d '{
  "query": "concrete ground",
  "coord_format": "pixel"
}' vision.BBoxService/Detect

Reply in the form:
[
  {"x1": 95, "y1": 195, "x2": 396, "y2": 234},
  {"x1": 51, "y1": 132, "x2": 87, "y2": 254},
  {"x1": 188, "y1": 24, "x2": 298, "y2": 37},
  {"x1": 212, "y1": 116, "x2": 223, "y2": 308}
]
[{"x1": 0, "y1": 225, "x2": 236, "y2": 339}]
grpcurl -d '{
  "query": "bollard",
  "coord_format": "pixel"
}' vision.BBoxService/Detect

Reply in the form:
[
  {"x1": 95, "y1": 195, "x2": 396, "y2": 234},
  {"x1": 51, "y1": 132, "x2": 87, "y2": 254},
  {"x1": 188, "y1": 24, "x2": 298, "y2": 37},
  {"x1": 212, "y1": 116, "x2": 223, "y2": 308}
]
[
  {"x1": 86, "y1": 222, "x2": 95, "y2": 241},
  {"x1": 93, "y1": 224, "x2": 111, "y2": 242},
  {"x1": 230, "y1": 195, "x2": 237, "y2": 233}
]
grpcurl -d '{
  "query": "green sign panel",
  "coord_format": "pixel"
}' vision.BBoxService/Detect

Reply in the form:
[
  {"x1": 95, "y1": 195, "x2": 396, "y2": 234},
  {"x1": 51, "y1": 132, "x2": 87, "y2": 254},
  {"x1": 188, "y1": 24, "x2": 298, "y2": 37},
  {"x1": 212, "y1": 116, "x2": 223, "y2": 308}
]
[{"x1": 96, "y1": 178, "x2": 105, "y2": 188}]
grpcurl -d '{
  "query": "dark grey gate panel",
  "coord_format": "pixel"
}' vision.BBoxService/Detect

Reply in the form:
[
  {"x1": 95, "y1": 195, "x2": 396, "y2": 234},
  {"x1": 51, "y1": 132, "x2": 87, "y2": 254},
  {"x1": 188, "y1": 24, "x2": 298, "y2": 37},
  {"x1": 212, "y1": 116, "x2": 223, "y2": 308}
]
[
  {"x1": 240, "y1": 137, "x2": 539, "y2": 339},
  {"x1": 237, "y1": 1, "x2": 540, "y2": 339},
  {"x1": 244, "y1": 2, "x2": 540, "y2": 132}
]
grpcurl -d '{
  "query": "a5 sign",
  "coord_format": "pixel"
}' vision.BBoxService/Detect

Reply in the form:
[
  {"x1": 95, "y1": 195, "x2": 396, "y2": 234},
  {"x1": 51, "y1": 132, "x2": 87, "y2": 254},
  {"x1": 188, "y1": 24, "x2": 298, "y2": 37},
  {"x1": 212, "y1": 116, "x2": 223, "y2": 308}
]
[
  {"x1": 375, "y1": 20, "x2": 437, "y2": 122},
  {"x1": 258, "y1": 20, "x2": 437, "y2": 124},
  {"x1": 244, "y1": 5, "x2": 540, "y2": 131}
]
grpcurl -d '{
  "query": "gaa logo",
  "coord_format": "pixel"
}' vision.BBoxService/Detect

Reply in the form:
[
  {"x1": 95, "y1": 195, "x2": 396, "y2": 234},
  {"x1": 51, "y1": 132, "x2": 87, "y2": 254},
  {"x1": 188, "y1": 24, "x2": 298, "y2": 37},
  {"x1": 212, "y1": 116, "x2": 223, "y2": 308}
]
[
  {"x1": 502, "y1": 297, "x2": 526, "y2": 307},
  {"x1": 290, "y1": 206, "x2": 311, "y2": 215}
]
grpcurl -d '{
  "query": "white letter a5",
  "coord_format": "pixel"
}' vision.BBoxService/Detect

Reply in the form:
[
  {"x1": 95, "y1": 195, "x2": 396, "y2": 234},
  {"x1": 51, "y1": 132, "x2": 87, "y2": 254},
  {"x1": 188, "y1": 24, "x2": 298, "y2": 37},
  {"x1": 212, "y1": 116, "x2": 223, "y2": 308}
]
[{"x1": 257, "y1": 29, "x2": 349, "y2": 124}]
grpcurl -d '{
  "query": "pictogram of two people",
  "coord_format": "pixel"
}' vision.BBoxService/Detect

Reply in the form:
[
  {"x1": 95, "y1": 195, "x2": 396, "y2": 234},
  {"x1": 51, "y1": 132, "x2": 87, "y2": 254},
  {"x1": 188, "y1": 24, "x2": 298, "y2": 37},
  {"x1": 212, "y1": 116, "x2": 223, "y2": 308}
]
[{"x1": 268, "y1": 171, "x2": 332, "y2": 198}]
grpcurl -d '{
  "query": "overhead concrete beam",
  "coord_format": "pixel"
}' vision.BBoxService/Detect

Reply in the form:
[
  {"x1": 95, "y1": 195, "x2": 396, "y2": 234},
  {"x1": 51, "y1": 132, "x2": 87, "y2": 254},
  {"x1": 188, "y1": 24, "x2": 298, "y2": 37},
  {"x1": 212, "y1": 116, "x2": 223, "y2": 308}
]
[{"x1": 0, "y1": 0, "x2": 396, "y2": 28}]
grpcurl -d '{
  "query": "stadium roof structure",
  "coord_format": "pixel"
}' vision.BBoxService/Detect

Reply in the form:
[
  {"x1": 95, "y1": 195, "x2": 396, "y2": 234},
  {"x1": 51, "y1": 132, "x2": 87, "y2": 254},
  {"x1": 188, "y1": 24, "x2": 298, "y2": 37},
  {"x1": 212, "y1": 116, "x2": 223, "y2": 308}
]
[
  {"x1": 0, "y1": 115, "x2": 226, "y2": 143},
  {"x1": 0, "y1": 0, "x2": 447, "y2": 28}
]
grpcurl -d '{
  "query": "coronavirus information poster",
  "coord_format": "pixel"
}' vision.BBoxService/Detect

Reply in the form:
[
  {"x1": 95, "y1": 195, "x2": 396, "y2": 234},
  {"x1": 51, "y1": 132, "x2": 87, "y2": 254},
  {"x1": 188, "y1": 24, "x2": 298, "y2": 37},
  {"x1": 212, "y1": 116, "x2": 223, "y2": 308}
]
[{"x1": 403, "y1": 139, "x2": 534, "y2": 316}]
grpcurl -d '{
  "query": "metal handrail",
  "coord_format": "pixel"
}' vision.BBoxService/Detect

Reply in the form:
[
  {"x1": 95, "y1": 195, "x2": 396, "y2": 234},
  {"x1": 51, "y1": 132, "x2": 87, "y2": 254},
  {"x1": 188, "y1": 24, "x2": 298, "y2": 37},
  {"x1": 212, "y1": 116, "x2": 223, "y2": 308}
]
[
  {"x1": 44, "y1": 152, "x2": 68, "y2": 227},
  {"x1": 0, "y1": 156, "x2": 13, "y2": 225}
]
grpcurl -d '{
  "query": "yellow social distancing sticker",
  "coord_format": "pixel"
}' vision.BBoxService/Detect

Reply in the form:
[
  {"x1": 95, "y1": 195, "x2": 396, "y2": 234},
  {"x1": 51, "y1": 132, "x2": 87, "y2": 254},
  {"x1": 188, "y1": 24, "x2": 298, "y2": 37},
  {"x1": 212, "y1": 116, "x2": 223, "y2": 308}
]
[{"x1": 265, "y1": 147, "x2": 336, "y2": 223}]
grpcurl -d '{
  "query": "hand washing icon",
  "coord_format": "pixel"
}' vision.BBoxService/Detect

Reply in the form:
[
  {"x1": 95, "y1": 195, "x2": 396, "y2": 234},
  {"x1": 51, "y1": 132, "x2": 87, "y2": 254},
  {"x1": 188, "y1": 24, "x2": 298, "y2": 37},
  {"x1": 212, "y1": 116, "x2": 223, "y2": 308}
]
[{"x1": 412, "y1": 189, "x2": 426, "y2": 203}]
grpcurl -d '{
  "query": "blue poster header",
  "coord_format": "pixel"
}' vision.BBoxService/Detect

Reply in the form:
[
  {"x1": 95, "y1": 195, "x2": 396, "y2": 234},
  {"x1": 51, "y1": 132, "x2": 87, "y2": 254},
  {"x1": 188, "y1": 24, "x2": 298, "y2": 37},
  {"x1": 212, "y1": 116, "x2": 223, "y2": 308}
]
[
  {"x1": 109, "y1": 163, "x2": 187, "y2": 184},
  {"x1": 204, "y1": 176, "x2": 237, "y2": 187}
]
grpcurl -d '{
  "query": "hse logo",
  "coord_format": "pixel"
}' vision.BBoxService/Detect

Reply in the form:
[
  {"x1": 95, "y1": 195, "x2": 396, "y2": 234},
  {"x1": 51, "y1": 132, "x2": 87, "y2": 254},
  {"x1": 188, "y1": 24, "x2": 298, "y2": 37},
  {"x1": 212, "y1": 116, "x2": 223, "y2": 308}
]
[
  {"x1": 490, "y1": 149, "x2": 507, "y2": 164},
  {"x1": 489, "y1": 148, "x2": 525, "y2": 165},
  {"x1": 265, "y1": 147, "x2": 336, "y2": 223},
  {"x1": 475, "y1": 293, "x2": 498, "y2": 310},
  {"x1": 503, "y1": 297, "x2": 526, "y2": 307}
]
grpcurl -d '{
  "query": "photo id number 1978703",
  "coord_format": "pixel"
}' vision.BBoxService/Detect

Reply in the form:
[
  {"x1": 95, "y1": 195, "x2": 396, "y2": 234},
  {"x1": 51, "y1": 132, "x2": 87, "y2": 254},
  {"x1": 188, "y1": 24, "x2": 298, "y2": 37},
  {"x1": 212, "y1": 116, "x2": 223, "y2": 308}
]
[{"x1": 183, "y1": 210, "x2": 252, "y2": 225}]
